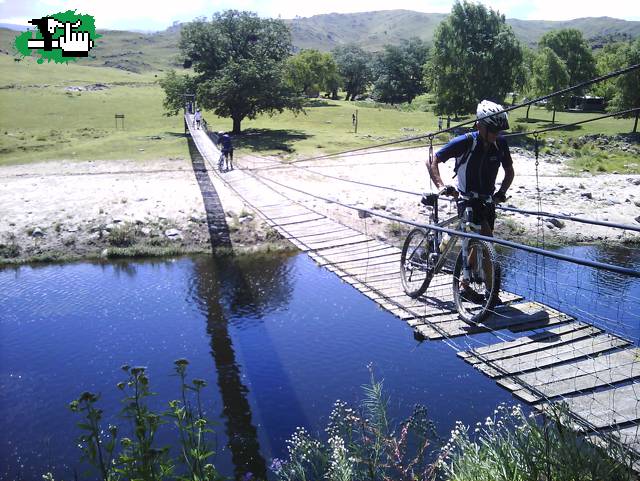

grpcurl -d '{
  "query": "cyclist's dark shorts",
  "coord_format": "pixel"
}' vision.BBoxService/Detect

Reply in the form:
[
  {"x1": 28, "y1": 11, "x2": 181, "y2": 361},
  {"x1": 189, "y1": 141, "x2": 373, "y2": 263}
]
[{"x1": 457, "y1": 198, "x2": 496, "y2": 230}]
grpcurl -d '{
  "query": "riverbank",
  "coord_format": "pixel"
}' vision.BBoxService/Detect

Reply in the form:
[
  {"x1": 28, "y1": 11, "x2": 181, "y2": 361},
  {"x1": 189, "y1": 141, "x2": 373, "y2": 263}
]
[
  {"x1": 0, "y1": 157, "x2": 293, "y2": 265},
  {"x1": 1, "y1": 150, "x2": 639, "y2": 265}
]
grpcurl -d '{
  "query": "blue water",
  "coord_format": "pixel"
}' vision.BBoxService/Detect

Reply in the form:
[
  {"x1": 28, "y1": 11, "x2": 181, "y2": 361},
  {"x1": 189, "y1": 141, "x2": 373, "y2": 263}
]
[{"x1": 1, "y1": 247, "x2": 638, "y2": 480}]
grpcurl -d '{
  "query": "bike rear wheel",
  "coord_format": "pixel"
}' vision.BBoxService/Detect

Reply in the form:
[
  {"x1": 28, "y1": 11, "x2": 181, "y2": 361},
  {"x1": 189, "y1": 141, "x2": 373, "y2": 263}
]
[
  {"x1": 452, "y1": 239, "x2": 501, "y2": 324},
  {"x1": 400, "y1": 228, "x2": 437, "y2": 298}
]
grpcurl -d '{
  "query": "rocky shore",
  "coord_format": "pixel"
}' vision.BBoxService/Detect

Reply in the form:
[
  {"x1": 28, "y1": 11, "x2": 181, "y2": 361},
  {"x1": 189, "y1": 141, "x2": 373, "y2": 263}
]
[{"x1": 1, "y1": 151, "x2": 639, "y2": 266}]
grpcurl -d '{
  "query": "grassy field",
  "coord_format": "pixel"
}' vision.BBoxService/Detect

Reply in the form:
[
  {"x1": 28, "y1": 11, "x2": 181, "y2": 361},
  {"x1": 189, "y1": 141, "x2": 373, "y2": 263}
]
[
  {"x1": 0, "y1": 54, "x2": 637, "y2": 173},
  {"x1": 0, "y1": 55, "x2": 187, "y2": 165}
]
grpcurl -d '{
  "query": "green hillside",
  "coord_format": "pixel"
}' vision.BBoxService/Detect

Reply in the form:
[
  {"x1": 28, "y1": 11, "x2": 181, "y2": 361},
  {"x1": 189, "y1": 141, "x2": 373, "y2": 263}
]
[
  {"x1": 1, "y1": 10, "x2": 639, "y2": 72},
  {"x1": 285, "y1": 10, "x2": 447, "y2": 51}
]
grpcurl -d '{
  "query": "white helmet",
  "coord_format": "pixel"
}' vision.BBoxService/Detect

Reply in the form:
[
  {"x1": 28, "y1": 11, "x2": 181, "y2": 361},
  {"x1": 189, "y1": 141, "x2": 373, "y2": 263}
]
[{"x1": 476, "y1": 100, "x2": 509, "y2": 131}]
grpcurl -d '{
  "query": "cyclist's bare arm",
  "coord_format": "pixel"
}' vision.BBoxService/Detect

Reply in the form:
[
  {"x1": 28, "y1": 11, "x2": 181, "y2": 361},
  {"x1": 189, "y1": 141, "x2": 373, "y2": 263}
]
[
  {"x1": 427, "y1": 153, "x2": 446, "y2": 191},
  {"x1": 497, "y1": 163, "x2": 514, "y2": 199}
]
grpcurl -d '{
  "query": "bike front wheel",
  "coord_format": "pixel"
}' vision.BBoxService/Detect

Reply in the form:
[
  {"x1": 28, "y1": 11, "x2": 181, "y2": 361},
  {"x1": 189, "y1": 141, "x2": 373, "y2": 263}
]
[
  {"x1": 452, "y1": 239, "x2": 501, "y2": 324},
  {"x1": 400, "y1": 228, "x2": 437, "y2": 298}
]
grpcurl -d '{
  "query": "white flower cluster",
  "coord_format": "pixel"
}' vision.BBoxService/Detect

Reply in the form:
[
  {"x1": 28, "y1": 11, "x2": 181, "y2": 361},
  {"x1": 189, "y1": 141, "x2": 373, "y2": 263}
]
[
  {"x1": 326, "y1": 399, "x2": 359, "y2": 438},
  {"x1": 327, "y1": 434, "x2": 355, "y2": 481},
  {"x1": 285, "y1": 426, "x2": 321, "y2": 464}
]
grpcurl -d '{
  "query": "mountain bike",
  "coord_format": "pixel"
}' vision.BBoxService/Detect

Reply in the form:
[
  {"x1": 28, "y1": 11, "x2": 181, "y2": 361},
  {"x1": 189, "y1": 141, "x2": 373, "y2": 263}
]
[{"x1": 399, "y1": 192, "x2": 501, "y2": 324}]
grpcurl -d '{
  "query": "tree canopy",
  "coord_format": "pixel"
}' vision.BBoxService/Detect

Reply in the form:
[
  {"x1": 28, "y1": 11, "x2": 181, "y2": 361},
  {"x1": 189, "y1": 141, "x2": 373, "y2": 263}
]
[
  {"x1": 538, "y1": 29, "x2": 596, "y2": 92},
  {"x1": 427, "y1": 0, "x2": 522, "y2": 116},
  {"x1": 593, "y1": 38, "x2": 640, "y2": 117},
  {"x1": 532, "y1": 47, "x2": 569, "y2": 123},
  {"x1": 285, "y1": 49, "x2": 340, "y2": 98},
  {"x1": 332, "y1": 44, "x2": 373, "y2": 101},
  {"x1": 160, "y1": 10, "x2": 302, "y2": 133},
  {"x1": 371, "y1": 38, "x2": 429, "y2": 105}
]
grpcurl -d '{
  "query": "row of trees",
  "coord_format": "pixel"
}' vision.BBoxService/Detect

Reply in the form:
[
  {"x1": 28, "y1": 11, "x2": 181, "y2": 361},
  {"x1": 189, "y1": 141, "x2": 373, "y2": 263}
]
[{"x1": 160, "y1": 2, "x2": 639, "y2": 133}]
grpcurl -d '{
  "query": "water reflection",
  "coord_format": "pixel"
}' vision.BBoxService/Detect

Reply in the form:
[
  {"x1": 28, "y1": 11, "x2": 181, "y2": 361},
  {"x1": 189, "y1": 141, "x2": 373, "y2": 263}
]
[{"x1": 188, "y1": 252, "x2": 301, "y2": 480}]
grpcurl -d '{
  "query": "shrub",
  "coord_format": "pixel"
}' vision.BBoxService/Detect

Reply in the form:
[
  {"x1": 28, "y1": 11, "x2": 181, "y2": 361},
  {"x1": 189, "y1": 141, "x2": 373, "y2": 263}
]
[
  {"x1": 272, "y1": 372, "x2": 438, "y2": 481},
  {"x1": 108, "y1": 224, "x2": 136, "y2": 247},
  {"x1": 437, "y1": 403, "x2": 634, "y2": 481},
  {"x1": 68, "y1": 360, "x2": 222, "y2": 481}
]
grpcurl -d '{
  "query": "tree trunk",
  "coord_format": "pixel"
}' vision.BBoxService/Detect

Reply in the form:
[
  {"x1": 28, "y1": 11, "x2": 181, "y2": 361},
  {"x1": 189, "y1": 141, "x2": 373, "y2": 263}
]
[
  {"x1": 634, "y1": 110, "x2": 639, "y2": 133},
  {"x1": 526, "y1": 104, "x2": 531, "y2": 122},
  {"x1": 232, "y1": 117, "x2": 242, "y2": 134},
  {"x1": 331, "y1": 89, "x2": 338, "y2": 100},
  {"x1": 552, "y1": 106, "x2": 556, "y2": 125}
]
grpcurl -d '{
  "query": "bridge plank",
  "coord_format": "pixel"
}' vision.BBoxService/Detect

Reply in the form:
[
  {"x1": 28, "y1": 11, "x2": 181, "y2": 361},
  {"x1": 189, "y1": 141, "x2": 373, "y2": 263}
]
[
  {"x1": 421, "y1": 302, "x2": 573, "y2": 340},
  {"x1": 458, "y1": 321, "x2": 593, "y2": 360},
  {"x1": 480, "y1": 333, "x2": 630, "y2": 378},
  {"x1": 461, "y1": 323, "x2": 602, "y2": 365},
  {"x1": 500, "y1": 348, "x2": 639, "y2": 402}
]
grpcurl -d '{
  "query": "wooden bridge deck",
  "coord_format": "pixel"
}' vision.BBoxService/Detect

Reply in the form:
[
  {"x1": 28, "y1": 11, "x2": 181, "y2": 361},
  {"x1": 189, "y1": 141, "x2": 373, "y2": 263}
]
[{"x1": 185, "y1": 114, "x2": 640, "y2": 465}]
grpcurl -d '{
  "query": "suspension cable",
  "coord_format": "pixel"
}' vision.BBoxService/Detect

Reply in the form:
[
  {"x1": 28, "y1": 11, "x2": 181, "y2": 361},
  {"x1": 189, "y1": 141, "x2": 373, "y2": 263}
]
[
  {"x1": 240, "y1": 154, "x2": 640, "y2": 234},
  {"x1": 246, "y1": 169, "x2": 640, "y2": 278}
]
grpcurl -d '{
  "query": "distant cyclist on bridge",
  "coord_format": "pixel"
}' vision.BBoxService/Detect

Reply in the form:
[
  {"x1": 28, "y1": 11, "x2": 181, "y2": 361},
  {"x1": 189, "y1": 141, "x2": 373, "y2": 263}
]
[
  {"x1": 217, "y1": 131, "x2": 234, "y2": 171},
  {"x1": 427, "y1": 100, "x2": 514, "y2": 302}
]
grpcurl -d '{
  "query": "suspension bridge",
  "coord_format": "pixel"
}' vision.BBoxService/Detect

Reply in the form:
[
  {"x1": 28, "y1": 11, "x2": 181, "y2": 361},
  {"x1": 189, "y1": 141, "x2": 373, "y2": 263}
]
[{"x1": 183, "y1": 65, "x2": 640, "y2": 469}]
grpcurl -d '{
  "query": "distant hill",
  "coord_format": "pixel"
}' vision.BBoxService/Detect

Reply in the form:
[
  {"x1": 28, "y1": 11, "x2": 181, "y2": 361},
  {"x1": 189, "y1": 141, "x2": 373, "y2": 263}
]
[
  {"x1": 1, "y1": 10, "x2": 639, "y2": 72},
  {"x1": 286, "y1": 11, "x2": 640, "y2": 50},
  {"x1": 285, "y1": 10, "x2": 447, "y2": 51}
]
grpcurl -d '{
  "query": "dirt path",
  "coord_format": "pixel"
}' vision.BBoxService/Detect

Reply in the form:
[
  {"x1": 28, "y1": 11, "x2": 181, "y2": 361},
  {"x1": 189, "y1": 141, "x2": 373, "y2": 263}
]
[{"x1": 1, "y1": 150, "x2": 638, "y2": 264}]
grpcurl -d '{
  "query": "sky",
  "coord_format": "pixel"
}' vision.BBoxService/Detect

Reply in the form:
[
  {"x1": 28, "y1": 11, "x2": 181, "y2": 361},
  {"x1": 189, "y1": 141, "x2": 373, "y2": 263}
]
[{"x1": 0, "y1": 0, "x2": 638, "y2": 31}]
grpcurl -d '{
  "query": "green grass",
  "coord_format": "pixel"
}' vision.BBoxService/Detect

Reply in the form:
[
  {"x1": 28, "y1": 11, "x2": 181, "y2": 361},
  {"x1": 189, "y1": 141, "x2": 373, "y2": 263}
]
[
  {"x1": 513, "y1": 105, "x2": 639, "y2": 139},
  {"x1": 0, "y1": 54, "x2": 637, "y2": 171},
  {"x1": 205, "y1": 97, "x2": 443, "y2": 159},
  {"x1": 0, "y1": 56, "x2": 187, "y2": 165}
]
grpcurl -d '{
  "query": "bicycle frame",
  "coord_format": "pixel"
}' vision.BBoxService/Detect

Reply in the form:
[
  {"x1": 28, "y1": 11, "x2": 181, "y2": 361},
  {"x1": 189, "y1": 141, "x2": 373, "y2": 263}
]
[{"x1": 415, "y1": 195, "x2": 483, "y2": 283}]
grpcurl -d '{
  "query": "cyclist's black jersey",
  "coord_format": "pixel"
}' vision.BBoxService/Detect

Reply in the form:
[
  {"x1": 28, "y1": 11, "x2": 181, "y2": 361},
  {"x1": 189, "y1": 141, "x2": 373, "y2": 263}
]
[{"x1": 435, "y1": 131, "x2": 512, "y2": 196}]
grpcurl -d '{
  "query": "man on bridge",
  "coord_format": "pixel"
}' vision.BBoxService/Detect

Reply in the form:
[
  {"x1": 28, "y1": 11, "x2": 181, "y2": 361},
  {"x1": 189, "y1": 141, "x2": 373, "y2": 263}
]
[{"x1": 427, "y1": 100, "x2": 515, "y2": 302}]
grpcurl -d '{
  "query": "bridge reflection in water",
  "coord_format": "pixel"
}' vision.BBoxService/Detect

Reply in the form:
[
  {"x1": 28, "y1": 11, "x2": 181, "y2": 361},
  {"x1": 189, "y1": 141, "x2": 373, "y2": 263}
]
[{"x1": 189, "y1": 252, "x2": 307, "y2": 480}]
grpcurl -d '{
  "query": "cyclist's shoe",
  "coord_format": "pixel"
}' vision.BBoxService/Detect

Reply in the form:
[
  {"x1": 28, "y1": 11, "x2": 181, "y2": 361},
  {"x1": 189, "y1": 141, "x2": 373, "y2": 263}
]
[
  {"x1": 484, "y1": 290, "x2": 504, "y2": 306},
  {"x1": 459, "y1": 286, "x2": 485, "y2": 304}
]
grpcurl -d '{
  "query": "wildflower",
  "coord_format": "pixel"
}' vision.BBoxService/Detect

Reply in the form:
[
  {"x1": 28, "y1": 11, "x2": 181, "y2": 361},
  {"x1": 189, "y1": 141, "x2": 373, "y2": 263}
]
[
  {"x1": 193, "y1": 378, "x2": 207, "y2": 388},
  {"x1": 130, "y1": 366, "x2": 147, "y2": 376},
  {"x1": 78, "y1": 391, "x2": 98, "y2": 403},
  {"x1": 270, "y1": 458, "x2": 284, "y2": 473}
]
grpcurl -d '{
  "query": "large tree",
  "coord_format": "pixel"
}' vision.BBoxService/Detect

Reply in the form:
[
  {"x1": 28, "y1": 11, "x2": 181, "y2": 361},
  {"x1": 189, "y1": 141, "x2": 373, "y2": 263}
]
[
  {"x1": 371, "y1": 38, "x2": 429, "y2": 105},
  {"x1": 538, "y1": 29, "x2": 596, "y2": 92},
  {"x1": 426, "y1": 0, "x2": 522, "y2": 116},
  {"x1": 160, "y1": 10, "x2": 302, "y2": 134},
  {"x1": 593, "y1": 42, "x2": 626, "y2": 102},
  {"x1": 532, "y1": 47, "x2": 570, "y2": 124},
  {"x1": 604, "y1": 39, "x2": 640, "y2": 120},
  {"x1": 285, "y1": 49, "x2": 340, "y2": 98},
  {"x1": 332, "y1": 44, "x2": 373, "y2": 101}
]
